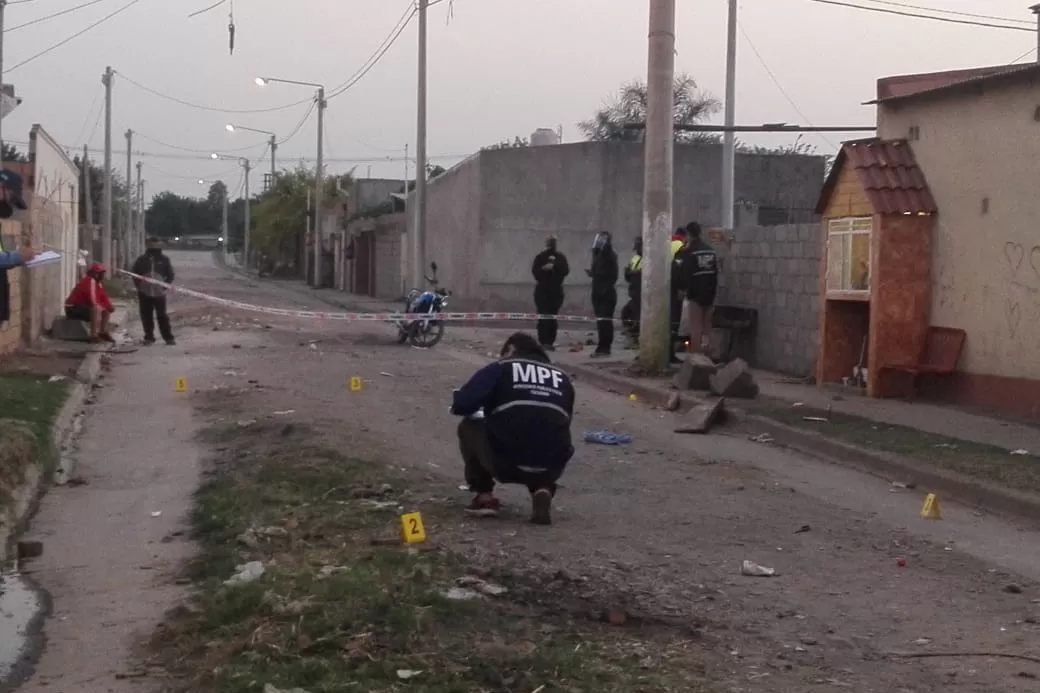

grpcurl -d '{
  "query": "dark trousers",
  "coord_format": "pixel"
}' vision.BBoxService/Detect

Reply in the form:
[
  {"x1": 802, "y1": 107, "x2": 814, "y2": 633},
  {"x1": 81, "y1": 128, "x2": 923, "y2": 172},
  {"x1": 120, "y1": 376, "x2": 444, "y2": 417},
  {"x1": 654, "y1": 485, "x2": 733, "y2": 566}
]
[
  {"x1": 139, "y1": 294, "x2": 173, "y2": 341},
  {"x1": 592, "y1": 289, "x2": 617, "y2": 354},
  {"x1": 622, "y1": 286, "x2": 641, "y2": 338},
  {"x1": 668, "y1": 291, "x2": 684, "y2": 360},
  {"x1": 534, "y1": 286, "x2": 563, "y2": 347},
  {"x1": 458, "y1": 420, "x2": 560, "y2": 495}
]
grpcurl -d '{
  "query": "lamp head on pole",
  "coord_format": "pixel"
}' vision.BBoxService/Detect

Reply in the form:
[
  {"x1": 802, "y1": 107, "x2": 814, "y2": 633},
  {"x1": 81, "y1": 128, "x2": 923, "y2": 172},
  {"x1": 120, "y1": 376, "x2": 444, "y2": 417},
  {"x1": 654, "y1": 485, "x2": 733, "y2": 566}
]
[
  {"x1": 225, "y1": 124, "x2": 235, "y2": 132},
  {"x1": 255, "y1": 77, "x2": 268, "y2": 87},
  {"x1": 210, "y1": 153, "x2": 219, "y2": 160}
]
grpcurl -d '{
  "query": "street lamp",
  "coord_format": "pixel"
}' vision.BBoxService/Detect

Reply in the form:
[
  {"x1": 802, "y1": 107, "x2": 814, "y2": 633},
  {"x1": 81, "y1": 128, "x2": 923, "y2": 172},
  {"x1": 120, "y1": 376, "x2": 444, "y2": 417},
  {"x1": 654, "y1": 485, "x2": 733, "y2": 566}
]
[
  {"x1": 255, "y1": 75, "x2": 326, "y2": 288},
  {"x1": 213, "y1": 153, "x2": 253, "y2": 270},
  {"x1": 225, "y1": 123, "x2": 278, "y2": 183}
]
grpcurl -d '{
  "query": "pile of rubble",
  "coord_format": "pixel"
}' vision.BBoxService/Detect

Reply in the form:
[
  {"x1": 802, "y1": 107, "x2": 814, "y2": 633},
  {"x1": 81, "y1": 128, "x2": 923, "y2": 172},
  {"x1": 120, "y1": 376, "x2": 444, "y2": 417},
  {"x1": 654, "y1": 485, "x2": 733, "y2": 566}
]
[{"x1": 671, "y1": 354, "x2": 758, "y2": 434}]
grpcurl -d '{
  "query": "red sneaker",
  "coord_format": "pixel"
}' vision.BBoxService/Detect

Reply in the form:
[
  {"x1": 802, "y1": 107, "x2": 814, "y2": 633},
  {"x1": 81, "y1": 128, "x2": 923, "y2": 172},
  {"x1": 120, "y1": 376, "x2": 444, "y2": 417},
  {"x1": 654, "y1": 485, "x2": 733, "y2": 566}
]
[{"x1": 464, "y1": 495, "x2": 501, "y2": 518}]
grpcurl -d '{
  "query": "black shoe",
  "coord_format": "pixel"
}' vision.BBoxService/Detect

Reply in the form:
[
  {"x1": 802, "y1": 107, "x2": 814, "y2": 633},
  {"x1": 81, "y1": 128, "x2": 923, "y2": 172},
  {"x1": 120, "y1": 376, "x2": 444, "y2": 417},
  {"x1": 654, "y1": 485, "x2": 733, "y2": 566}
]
[
  {"x1": 142, "y1": 337, "x2": 155, "y2": 345},
  {"x1": 531, "y1": 489, "x2": 552, "y2": 525},
  {"x1": 590, "y1": 351, "x2": 611, "y2": 359},
  {"x1": 164, "y1": 338, "x2": 176, "y2": 346}
]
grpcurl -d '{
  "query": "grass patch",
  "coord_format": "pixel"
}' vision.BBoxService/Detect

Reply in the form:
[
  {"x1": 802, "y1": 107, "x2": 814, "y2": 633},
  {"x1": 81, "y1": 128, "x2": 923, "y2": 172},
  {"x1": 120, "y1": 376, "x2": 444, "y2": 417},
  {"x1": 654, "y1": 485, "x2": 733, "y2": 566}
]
[
  {"x1": 0, "y1": 374, "x2": 70, "y2": 450},
  {"x1": 156, "y1": 420, "x2": 712, "y2": 693},
  {"x1": 761, "y1": 404, "x2": 1040, "y2": 492}
]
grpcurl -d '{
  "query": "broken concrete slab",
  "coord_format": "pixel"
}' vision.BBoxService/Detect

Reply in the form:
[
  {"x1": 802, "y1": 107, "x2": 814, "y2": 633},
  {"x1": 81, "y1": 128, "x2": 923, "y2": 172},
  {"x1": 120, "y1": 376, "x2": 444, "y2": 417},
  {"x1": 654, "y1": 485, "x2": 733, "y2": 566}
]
[
  {"x1": 675, "y1": 397, "x2": 726, "y2": 434},
  {"x1": 50, "y1": 316, "x2": 91, "y2": 342},
  {"x1": 671, "y1": 352, "x2": 717, "y2": 391},
  {"x1": 709, "y1": 358, "x2": 759, "y2": 399}
]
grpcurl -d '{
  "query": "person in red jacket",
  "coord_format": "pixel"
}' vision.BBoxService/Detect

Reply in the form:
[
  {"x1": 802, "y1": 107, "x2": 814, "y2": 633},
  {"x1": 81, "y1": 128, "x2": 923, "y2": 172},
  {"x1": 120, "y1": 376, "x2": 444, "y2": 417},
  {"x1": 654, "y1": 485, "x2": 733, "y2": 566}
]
[{"x1": 64, "y1": 263, "x2": 115, "y2": 343}]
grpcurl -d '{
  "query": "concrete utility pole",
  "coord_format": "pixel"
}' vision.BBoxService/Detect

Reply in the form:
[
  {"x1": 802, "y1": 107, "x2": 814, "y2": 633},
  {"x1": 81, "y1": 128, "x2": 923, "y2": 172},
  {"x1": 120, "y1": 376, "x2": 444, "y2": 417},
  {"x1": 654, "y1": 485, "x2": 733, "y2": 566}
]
[
  {"x1": 1032, "y1": 4, "x2": 1040, "y2": 61},
  {"x1": 637, "y1": 0, "x2": 676, "y2": 374},
  {"x1": 101, "y1": 66, "x2": 113, "y2": 269},
  {"x1": 0, "y1": 0, "x2": 7, "y2": 170},
  {"x1": 124, "y1": 129, "x2": 133, "y2": 265},
  {"x1": 221, "y1": 179, "x2": 229, "y2": 263},
  {"x1": 722, "y1": 0, "x2": 737, "y2": 230},
  {"x1": 412, "y1": 0, "x2": 429, "y2": 289},
  {"x1": 82, "y1": 145, "x2": 94, "y2": 253},
  {"x1": 135, "y1": 161, "x2": 142, "y2": 255},
  {"x1": 242, "y1": 158, "x2": 251, "y2": 267},
  {"x1": 313, "y1": 87, "x2": 326, "y2": 288},
  {"x1": 269, "y1": 134, "x2": 277, "y2": 182}
]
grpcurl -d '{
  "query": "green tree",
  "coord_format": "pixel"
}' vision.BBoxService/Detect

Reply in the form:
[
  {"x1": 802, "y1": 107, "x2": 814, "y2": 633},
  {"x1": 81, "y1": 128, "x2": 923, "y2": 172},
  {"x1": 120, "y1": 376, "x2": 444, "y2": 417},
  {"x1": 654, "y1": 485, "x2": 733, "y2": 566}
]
[
  {"x1": 72, "y1": 155, "x2": 128, "y2": 225},
  {"x1": 579, "y1": 74, "x2": 721, "y2": 144},
  {"x1": 251, "y1": 167, "x2": 352, "y2": 262},
  {"x1": 2, "y1": 144, "x2": 28, "y2": 163}
]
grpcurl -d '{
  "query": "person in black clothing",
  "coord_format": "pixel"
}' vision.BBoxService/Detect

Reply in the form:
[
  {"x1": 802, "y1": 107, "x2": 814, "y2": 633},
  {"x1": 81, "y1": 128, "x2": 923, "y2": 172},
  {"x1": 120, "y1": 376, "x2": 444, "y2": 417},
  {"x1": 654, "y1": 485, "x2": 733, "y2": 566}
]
[
  {"x1": 668, "y1": 227, "x2": 689, "y2": 363},
  {"x1": 131, "y1": 237, "x2": 176, "y2": 345},
  {"x1": 452, "y1": 332, "x2": 576, "y2": 525},
  {"x1": 681, "y1": 222, "x2": 719, "y2": 354},
  {"x1": 586, "y1": 232, "x2": 618, "y2": 357},
  {"x1": 531, "y1": 235, "x2": 569, "y2": 350},
  {"x1": 621, "y1": 236, "x2": 643, "y2": 345}
]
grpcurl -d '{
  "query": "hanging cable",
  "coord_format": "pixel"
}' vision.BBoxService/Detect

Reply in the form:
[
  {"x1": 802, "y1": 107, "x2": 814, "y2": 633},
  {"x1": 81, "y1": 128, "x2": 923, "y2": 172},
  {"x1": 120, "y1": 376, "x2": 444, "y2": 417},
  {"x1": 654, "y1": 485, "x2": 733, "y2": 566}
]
[
  {"x1": 807, "y1": 0, "x2": 1034, "y2": 31},
  {"x1": 328, "y1": 1, "x2": 417, "y2": 100},
  {"x1": 115, "y1": 70, "x2": 312, "y2": 114},
  {"x1": 6, "y1": 0, "x2": 111, "y2": 32},
  {"x1": 855, "y1": 0, "x2": 1033, "y2": 26},
  {"x1": 135, "y1": 130, "x2": 266, "y2": 155},
  {"x1": 7, "y1": 0, "x2": 147, "y2": 73},
  {"x1": 276, "y1": 99, "x2": 317, "y2": 146}
]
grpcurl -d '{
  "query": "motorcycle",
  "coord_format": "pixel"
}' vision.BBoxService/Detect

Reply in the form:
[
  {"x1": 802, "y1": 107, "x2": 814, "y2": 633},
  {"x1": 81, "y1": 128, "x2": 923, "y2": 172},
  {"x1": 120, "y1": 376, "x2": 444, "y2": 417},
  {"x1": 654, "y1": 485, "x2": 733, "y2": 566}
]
[{"x1": 396, "y1": 261, "x2": 451, "y2": 348}]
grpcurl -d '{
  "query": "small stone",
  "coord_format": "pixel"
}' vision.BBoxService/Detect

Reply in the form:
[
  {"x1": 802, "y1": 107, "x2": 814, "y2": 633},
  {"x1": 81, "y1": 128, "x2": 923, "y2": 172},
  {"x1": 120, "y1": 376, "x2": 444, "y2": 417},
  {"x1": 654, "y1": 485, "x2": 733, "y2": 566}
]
[
  {"x1": 607, "y1": 607, "x2": 628, "y2": 626},
  {"x1": 665, "y1": 391, "x2": 681, "y2": 411},
  {"x1": 709, "y1": 358, "x2": 759, "y2": 398},
  {"x1": 1005, "y1": 583, "x2": 1024, "y2": 594}
]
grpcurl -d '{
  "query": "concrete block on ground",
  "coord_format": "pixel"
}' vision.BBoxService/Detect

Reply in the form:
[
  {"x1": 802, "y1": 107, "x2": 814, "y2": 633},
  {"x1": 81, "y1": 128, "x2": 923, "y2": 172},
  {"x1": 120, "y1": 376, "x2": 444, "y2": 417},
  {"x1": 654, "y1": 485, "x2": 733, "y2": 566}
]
[
  {"x1": 675, "y1": 396, "x2": 726, "y2": 434},
  {"x1": 709, "y1": 358, "x2": 760, "y2": 398},
  {"x1": 672, "y1": 353, "x2": 717, "y2": 391},
  {"x1": 50, "y1": 316, "x2": 91, "y2": 342}
]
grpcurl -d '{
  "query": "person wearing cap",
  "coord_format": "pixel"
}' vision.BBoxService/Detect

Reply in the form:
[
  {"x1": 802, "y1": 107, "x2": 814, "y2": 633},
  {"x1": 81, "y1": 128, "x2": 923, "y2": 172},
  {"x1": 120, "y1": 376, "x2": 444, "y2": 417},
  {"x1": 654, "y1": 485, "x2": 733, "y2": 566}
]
[
  {"x1": 531, "y1": 235, "x2": 569, "y2": 350},
  {"x1": 131, "y1": 237, "x2": 176, "y2": 345},
  {"x1": 0, "y1": 169, "x2": 29, "y2": 221},
  {"x1": 64, "y1": 263, "x2": 115, "y2": 343}
]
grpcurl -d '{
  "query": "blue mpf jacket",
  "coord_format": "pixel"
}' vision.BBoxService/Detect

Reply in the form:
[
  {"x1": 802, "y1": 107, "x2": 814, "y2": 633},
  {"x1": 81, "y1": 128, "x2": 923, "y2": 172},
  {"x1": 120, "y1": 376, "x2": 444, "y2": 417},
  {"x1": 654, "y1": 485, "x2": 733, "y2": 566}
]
[
  {"x1": 0, "y1": 248, "x2": 23, "y2": 270},
  {"x1": 452, "y1": 355, "x2": 576, "y2": 473}
]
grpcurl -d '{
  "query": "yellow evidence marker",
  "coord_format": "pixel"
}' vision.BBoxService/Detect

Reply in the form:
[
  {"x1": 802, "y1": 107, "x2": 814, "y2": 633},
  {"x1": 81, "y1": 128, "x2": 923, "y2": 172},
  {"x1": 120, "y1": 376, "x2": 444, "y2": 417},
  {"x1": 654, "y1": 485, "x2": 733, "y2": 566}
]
[
  {"x1": 400, "y1": 511, "x2": 427, "y2": 544},
  {"x1": 920, "y1": 493, "x2": 942, "y2": 519},
  {"x1": 350, "y1": 376, "x2": 363, "y2": 392},
  {"x1": 174, "y1": 377, "x2": 188, "y2": 393}
]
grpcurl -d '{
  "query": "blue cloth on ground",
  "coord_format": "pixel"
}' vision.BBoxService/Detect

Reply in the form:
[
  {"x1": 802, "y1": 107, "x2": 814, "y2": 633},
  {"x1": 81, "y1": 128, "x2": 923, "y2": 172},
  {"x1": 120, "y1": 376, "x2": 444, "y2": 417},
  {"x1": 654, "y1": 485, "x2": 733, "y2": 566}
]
[{"x1": 583, "y1": 430, "x2": 632, "y2": 445}]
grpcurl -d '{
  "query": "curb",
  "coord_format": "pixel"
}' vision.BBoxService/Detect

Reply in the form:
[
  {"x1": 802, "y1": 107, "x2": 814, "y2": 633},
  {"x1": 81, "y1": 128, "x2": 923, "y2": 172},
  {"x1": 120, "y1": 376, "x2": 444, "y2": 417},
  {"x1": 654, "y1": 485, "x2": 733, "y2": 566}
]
[{"x1": 561, "y1": 360, "x2": 1040, "y2": 525}]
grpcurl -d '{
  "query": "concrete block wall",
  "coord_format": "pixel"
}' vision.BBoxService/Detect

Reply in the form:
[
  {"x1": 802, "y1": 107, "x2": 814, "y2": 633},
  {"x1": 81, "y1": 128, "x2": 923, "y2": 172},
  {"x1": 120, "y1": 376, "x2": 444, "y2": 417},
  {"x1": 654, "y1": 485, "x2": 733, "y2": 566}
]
[
  {"x1": 717, "y1": 223, "x2": 821, "y2": 377},
  {"x1": 0, "y1": 268, "x2": 22, "y2": 356},
  {"x1": 373, "y1": 220, "x2": 403, "y2": 300}
]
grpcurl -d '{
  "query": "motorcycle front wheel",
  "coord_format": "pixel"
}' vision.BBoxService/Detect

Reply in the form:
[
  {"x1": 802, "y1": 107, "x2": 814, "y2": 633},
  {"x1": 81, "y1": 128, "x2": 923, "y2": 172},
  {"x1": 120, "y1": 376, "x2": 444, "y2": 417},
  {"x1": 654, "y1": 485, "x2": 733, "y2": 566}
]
[{"x1": 409, "y1": 319, "x2": 445, "y2": 348}]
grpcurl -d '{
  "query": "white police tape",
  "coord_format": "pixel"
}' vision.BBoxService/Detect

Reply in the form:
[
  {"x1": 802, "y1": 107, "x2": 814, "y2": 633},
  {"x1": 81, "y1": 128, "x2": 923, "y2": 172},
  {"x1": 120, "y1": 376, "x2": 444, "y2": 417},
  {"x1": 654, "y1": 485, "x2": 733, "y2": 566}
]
[{"x1": 116, "y1": 269, "x2": 616, "y2": 324}]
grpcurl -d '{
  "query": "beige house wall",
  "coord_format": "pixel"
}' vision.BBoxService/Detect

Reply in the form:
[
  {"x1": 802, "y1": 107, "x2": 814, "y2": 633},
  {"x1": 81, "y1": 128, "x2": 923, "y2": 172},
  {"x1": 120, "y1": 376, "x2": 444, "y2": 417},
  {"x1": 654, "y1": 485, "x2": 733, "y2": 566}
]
[{"x1": 878, "y1": 79, "x2": 1040, "y2": 380}]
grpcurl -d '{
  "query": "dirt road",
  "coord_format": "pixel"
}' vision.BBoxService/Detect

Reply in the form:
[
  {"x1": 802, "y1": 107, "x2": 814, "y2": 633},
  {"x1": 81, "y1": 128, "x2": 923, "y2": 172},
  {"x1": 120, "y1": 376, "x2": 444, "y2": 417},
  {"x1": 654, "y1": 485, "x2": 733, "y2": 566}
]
[{"x1": 13, "y1": 250, "x2": 1040, "y2": 692}]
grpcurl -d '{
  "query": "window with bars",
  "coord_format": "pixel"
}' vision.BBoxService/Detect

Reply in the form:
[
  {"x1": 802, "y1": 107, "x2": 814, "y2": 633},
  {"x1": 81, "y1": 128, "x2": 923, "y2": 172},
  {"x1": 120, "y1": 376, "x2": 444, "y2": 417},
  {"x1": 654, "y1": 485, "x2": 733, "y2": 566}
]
[{"x1": 826, "y1": 217, "x2": 872, "y2": 294}]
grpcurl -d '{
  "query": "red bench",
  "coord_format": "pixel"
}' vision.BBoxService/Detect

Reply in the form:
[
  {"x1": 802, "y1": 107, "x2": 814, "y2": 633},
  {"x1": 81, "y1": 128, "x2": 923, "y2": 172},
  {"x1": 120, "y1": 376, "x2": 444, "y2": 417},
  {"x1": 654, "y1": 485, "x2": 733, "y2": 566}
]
[{"x1": 880, "y1": 326, "x2": 966, "y2": 401}]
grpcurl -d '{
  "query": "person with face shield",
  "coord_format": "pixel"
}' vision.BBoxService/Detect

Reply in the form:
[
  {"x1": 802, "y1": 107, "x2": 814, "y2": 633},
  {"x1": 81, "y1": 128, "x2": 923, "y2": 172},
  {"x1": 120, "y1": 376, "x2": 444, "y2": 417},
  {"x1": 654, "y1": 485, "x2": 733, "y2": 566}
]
[
  {"x1": 531, "y1": 235, "x2": 570, "y2": 350},
  {"x1": 586, "y1": 231, "x2": 619, "y2": 357},
  {"x1": 131, "y1": 237, "x2": 176, "y2": 345}
]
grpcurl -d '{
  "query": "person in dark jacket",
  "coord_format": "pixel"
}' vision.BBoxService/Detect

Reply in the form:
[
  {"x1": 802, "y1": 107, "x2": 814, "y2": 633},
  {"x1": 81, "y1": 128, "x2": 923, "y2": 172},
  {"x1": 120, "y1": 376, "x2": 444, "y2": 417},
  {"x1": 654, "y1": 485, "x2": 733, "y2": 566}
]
[
  {"x1": 131, "y1": 237, "x2": 176, "y2": 345},
  {"x1": 681, "y1": 222, "x2": 719, "y2": 354},
  {"x1": 586, "y1": 232, "x2": 618, "y2": 357},
  {"x1": 452, "y1": 332, "x2": 576, "y2": 525},
  {"x1": 531, "y1": 235, "x2": 569, "y2": 350},
  {"x1": 668, "y1": 227, "x2": 689, "y2": 363},
  {"x1": 621, "y1": 236, "x2": 642, "y2": 346}
]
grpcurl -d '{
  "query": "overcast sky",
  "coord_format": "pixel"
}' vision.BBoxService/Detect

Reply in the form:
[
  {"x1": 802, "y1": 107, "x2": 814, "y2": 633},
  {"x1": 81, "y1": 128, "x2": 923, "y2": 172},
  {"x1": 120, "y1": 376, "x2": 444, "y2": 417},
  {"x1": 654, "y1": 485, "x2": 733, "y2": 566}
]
[{"x1": 2, "y1": 0, "x2": 1036, "y2": 198}]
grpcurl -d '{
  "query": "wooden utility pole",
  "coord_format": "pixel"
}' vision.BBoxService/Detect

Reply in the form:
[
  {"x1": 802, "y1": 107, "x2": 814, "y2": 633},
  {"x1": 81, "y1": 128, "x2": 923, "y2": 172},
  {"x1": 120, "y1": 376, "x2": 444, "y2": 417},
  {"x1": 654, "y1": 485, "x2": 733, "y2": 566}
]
[{"x1": 637, "y1": 0, "x2": 676, "y2": 373}]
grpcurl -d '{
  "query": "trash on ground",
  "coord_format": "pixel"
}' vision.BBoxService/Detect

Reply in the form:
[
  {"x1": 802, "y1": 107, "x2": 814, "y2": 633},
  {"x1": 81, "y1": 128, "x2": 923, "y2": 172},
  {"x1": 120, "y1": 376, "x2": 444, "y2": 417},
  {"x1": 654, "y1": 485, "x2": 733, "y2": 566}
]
[
  {"x1": 1010, "y1": 448, "x2": 1030, "y2": 456},
  {"x1": 48, "y1": 375, "x2": 66, "y2": 382},
  {"x1": 380, "y1": 372, "x2": 394, "y2": 377},
  {"x1": 317, "y1": 565, "x2": 350, "y2": 580},
  {"x1": 912, "y1": 637, "x2": 931, "y2": 645},
  {"x1": 792, "y1": 401, "x2": 804, "y2": 407},
  {"x1": 225, "y1": 561, "x2": 265, "y2": 585},
  {"x1": 455, "y1": 576, "x2": 508, "y2": 597},
  {"x1": 263, "y1": 685, "x2": 311, "y2": 693},
  {"x1": 896, "y1": 557, "x2": 907, "y2": 567},
  {"x1": 740, "y1": 560, "x2": 776, "y2": 577},
  {"x1": 273, "y1": 409, "x2": 295, "y2": 415},
  {"x1": 749, "y1": 433, "x2": 774, "y2": 444},
  {"x1": 150, "y1": 511, "x2": 162, "y2": 518},
  {"x1": 396, "y1": 670, "x2": 423, "y2": 681},
  {"x1": 360, "y1": 499, "x2": 400, "y2": 511},
  {"x1": 802, "y1": 416, "x2": 829, "y2": 423},
  {"x1": 583, "y1": 430, "x2": 632, "y2": 445},
  {"x1": 934, "y1": 442, "x2": 958, "y2": 449},
  {"x1": 237, "y1": 418, "x2": 257, "y2": 427},
  {"x1": 444, "y1": 586, "x2": 483, "y2": 600},
  {"x1": 794, "y1": 524, "x2": 811, "y2": 534}
]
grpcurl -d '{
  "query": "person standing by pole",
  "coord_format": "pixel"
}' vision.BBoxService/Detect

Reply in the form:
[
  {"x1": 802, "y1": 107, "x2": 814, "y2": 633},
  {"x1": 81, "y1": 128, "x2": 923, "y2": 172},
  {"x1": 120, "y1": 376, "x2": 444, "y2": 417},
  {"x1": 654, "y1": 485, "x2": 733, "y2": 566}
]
[
  {"x1": 681, "y1": 222, "x2": 719, "y2": 355},
  {"x1": 531, "y1": 235, "x2": 569, "y2": 351},
  {"x1": 587, "y1": 232, "x2": 618, "y2": 358},
  {"x1": 668, "y1": 227, "x2": 688, "y2": 364},
  {"x1": 621, "y1": 236, "x2": 643, "y2": 347}
]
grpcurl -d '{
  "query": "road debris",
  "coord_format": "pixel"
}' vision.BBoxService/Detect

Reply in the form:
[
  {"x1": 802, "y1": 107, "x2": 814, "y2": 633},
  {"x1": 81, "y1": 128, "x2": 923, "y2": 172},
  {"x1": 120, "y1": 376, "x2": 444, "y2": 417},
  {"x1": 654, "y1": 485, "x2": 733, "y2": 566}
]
[
  {"x1": 455, "y1": 576, "x2": 508, "y2": 597},
  {"x1": 794, "y1": 524, "x2": 811, "y2": 534},
  {"x1": 675, "y1": 397, "x2": 725, "y2": 434},
  {"x1": 263, "y1": 685, "x2": 311, "y2": 693},
  {"x1": 749, "y1": 433, "x2": 774, "y2": 444},
  {"x1": 396, "y1": 670, "x2": 423, "y2": 680},
  {"x1": 741, "y1": 560, "x2": 776, "y2": 577},
  {"x1": 1010, "y1": 449, "x2": 1030, "y2": 456},
  {"x1": 583, "y1": 430, "x2": 632, "y2": 445},
  {"x1": 224, "y1": 561, "x2": 265, "y2": 585},
  {"x1": 802, "y1": 416, "x2": 829, "y2": 423}
]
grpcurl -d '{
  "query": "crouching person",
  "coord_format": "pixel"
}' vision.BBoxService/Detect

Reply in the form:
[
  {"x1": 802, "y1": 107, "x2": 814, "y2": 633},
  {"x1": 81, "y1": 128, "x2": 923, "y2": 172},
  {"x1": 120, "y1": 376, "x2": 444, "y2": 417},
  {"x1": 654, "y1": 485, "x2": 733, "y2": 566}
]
[
  {"x1": 64, "y1": 263, "x2": 115, "y2": 343},
  {"x1": 451, "y1": 332, "x2": 576, "y2": 525}
]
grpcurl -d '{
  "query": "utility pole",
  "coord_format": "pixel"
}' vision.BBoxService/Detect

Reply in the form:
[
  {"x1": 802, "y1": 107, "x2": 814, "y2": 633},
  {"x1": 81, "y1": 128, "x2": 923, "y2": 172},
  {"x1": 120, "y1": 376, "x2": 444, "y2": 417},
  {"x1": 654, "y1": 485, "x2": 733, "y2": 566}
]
[
  {"x1": 722, "y1": 0, "x2": 737, "y2": 230},
  {"x1": 124, "y1": 129, "x2": 133, "y2": 265},
  {"x1": 101, "y1": 66, "x2": 113, "y2": 269},
  {"x1": 313, "y1": 87, "x2": 326, "y2": 288},
  {"x1": 637, "y1": 0, "x2": 676, "y2": 374},
  {"x1": 269, "y1": 134, "x2": 277, "y2": 182},
  {"x1": 0, "y1": 0, "x2": 7, "y2": 170},
  {"x1": 82, "y1": 145, "x2": 94, "y2": 255},
  {"x1": 1032, "y1": 4, "x2": 1040, "y2": 61},
  {"x1": 412, "y1": 0, "x2": 428, "y2": 288},
  {"x1": 135, "y1": 161, "x2": 142, "y2": 255},
  {"x1": 221, "y1": 179, "x2": 229, "y2": 264},
  {"x1": 242, "y1": 158, "x2": 251, "y2": 268}
]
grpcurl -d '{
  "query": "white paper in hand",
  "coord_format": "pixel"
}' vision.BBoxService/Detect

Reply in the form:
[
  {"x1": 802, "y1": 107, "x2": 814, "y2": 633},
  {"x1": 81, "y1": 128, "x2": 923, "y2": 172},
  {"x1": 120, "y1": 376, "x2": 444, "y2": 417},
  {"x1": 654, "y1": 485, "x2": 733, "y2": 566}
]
[{"x1": 24, "y1": 250, "x2": 61, "y2": 267}]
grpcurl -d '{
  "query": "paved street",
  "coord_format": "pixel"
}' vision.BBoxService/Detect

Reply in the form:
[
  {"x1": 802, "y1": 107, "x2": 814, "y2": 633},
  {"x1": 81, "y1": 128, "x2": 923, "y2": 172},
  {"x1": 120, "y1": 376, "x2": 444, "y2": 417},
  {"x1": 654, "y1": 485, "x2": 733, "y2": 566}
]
[{"x1": 13, "y1": 250, "x2": 1040, "y2": 692}]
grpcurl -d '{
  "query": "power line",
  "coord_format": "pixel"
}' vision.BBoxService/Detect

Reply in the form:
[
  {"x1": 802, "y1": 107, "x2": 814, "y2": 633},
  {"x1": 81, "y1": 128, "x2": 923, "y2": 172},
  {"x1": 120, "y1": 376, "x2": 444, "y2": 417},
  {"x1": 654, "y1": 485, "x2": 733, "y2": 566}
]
[
  {"x1": 7, "y1": 0, "x2": 111, "y2": 32},
  {"x1": 808, "y1": 0, "x2": 1035, "y2": 31},
  {"x1": 857, "y1": 0, "x2": 1033, "y2": 26},
  {"x1": 135, "y1": 129, "x2": 266, "y2": 155},
  {"x1": 276, "y1": 99, "x2": 316, "y2": 146},
  {"x1": 7, "y1": 0, "x2": 147, "y2": 73},
  {"x1": 1011, "y1": 47, "x2": 1038, "y2": 64},
  {"x1": 116, "y1": 70, "x2": 312, "y2": 114},
  {"x1": 328, "y1": 0, "x2": 417, "y2": 100},
  {"x1": 187, "y1": 0, "x2": 227, "y2": 19},
  {"x1": 74, "y1": 85, "x2": 103, "y2": 145}
]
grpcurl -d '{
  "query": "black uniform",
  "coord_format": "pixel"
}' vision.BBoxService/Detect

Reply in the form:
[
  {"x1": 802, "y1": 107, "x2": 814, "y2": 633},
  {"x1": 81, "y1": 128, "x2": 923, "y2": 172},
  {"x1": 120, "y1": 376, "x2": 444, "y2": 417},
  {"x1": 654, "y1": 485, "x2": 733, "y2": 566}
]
[
  {"x1": 531, "y1": 247, "x2": 569, "y2": 347},
  {"x1": 590, "y1": 244, "x2": 619, "y2": 355},
  {"x1": 683, "y1": 237, "x2": 719, "y2": 308},
  {"x1": 622, "y1": 252, "x2": 642, "y2": 339}
]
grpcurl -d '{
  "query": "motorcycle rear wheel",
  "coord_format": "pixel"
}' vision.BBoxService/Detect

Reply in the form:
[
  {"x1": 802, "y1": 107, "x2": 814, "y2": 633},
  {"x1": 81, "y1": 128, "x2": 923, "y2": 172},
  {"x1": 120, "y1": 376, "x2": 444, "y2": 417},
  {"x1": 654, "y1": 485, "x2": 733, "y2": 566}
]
[{"x1": 409, "y1": 320, "x2": 445, "y2": 348}]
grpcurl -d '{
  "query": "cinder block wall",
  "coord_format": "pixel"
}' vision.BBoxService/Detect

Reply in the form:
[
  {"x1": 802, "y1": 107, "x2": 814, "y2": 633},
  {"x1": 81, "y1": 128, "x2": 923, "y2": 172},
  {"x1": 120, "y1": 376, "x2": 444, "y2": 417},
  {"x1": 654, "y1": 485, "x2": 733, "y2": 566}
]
[{"x1": 717, "y1": 223, "x2": 821, "y2": 377}]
